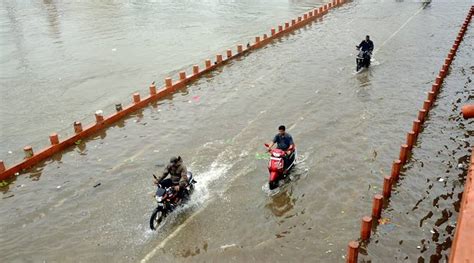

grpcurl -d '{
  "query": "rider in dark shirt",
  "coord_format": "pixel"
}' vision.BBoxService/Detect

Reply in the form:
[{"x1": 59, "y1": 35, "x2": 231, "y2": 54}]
[
  {"x1": 267, "y1": 125, "x2": 295, "y2": 155},
  {"x1": 357, "y1": 35, "x2": 374, "y2": 53}
]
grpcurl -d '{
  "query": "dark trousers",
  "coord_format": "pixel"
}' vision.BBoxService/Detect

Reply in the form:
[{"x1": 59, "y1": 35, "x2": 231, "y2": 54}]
[
  {"x1": 160, "y1": 178, "x2": 175, "y2": 188},
  {"x1": 160, "y1": 178, "x2": 185, "y2": 198}
]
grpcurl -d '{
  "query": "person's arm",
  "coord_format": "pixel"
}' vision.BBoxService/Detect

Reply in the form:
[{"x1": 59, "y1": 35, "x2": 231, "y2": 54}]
[
  {"x1": 286, "y1": 136, "x2": 295, "y2": 154},
  {"x1": 369, "y1": 41, "x2": 374, "y2": 52},
  {"x1": 356, "y1": 41, "x2": 363, "y2": 49},
  {"x1": 267, "y1": 135, "x2": 278, "y2": 150},
  {"x1": 178, "y1": 166, "x2": 188, "y2": 188},
  {"x1": 156, "y1": 165, "x2": 170, "y2": 183}
]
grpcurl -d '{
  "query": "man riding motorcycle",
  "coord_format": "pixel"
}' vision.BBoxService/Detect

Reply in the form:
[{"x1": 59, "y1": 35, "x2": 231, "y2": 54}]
[
  {"x1": 154, "y1": 156, "x2": 188, "y2": 193},
  {"x1": 266, "y1": 125, "x2": 295, "y2": 171},
  {"x1": 357, "y1": 35, "x2": 374, "y2": 53}
]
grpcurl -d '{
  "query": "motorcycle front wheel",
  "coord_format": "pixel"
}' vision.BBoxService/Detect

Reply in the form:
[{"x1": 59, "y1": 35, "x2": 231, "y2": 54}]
[
  {"x1": 356, "y1": 59, "x2": 362, "y2": 71},
  {"x1": 269, "y1": 180, "x2": 279, "y2": 190},
  {"x1": 150, "y1": 207, "x2": 166, "y2": 230}
]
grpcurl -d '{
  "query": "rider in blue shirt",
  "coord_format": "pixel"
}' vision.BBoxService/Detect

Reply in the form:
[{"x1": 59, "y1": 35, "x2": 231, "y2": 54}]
[{"x1": 267, "y1": 125, "x2": 295, "y2": 155}]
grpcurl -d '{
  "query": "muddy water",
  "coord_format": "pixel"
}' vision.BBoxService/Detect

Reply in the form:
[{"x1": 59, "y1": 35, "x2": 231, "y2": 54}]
[
  {"x1": 362, "y1": 25, "x2": 473, "y2": 262},
  {"x1": 1, "y1": 0, "x2": 473, "y2": 262},
  {"x1": 0, "y1": 0, "x2": 321, "y2": 165}
]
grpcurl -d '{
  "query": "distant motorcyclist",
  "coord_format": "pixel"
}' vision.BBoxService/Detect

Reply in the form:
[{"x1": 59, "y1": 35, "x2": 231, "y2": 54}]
[
  {"x1": 267, "y1": 125, "x2": 295, "y2": 156},
  {"x1": 356, "y1": 35, "x2": 374, "y2": 53},
  {"x1": 154, "y1": 156, "x2": 188, "y2": 192}
]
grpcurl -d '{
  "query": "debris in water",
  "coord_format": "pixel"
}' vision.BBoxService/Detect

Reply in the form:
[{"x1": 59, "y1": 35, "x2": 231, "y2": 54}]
[
  {"x1": 0, "y1": 181, "x2": 8, "y2": 187},
  {"x1": 192, "y1": 95, "x2": 200, "y2": 102},
  {"x1": 112, "y1": 48, "x2": 117, "y2": 52},
  {"x1": 8, "y1": 151, "x2": 12, "y2": 154},
  {"x1": 381, "y1": 223, "x2": 396, "y2": 232},
  {"x1": 379, "y1": 218, "x2": 390, "y2": 225},
  {"x1": 56, "y1": 185, "x2": 61, "y2": 189},
  {"x1": 255, "y1": 152, "x2": 270, "y2": 160},
  {"x1": 220, "y1": 244, "x2": 236, "y2": 250},
  {"x1": 457, "y1": 163, "x2": 464, "y2": 169},
  {"x1": 417, "y1": 246, "x2": 421, "y2": 249},
  {"x1": 438, "y1": 178, "x2": 444, "y2": 182},
  {"x1": 325, "y1": 250, "x2": 332, "y2": 254},
  {"x1": 430, "y1": 230, "x2": 435, "y2": 234},
  {"x1": 75, "y1": 140, "x2": 82, "y2": 145},
  {"x1": 2, "y1": 194, "x2": 14, "y2": 199},
  {"x1": 14, "y1": 172, "x2": 19, "y2": 176},
  {"x1": 93, "y1": 183, "x2": 101, "y2": 188}
]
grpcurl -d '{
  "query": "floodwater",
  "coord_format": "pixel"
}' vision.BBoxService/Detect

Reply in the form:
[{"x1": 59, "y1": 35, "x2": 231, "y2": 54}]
[{"x1": 1, "y1": 0, "x2": 473, "y2": 262}]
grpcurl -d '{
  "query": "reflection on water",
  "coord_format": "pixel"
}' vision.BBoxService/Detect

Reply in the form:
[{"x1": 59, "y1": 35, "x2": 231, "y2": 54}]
[
  {"x1": 42, "y1": 0, "x2": 62, "y2": 40},
  {"x1": 266, "y1": 187, "x2": 295, "y2": 217}
]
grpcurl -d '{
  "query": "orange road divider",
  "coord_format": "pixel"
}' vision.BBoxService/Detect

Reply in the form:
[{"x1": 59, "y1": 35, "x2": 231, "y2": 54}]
[
  {"x1": 450, "y1": 103, "x2": 474, "y2": 261},
  {"x1": 0, "y1": 0, "x2": 350, "y2": 181},
  {"x1": 346, "y1": 241, "x2": 359, "y2": 263},
  {"x1": 346, "y1": 5, "x2": 473, "y2": 261},
  {"x1": 450, "y1": 146, "x2": 474, "y2": 263},
  {"x1": 461, "y1": 104, "x2": 474, "y2": 119},
  {"x1": 360, "y1": 216, "x2": 372, "y2": 241}
]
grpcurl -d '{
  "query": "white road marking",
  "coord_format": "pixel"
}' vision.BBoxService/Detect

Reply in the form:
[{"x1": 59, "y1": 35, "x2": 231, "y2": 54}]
[{"x1": 374, "y1": 5, "x2": 425, "y2": 54}]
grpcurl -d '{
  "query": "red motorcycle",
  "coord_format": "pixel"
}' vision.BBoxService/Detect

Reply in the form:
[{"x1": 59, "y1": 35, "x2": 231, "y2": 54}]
[{"x1": 264, "y1": 144, "x2": 297, "y2": 190}]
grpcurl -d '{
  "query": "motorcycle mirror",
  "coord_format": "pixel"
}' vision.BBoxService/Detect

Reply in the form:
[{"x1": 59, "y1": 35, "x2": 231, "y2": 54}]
[
  {"x1": 264, "y1": 143, "x2": 269, "y2": 147},
  {"x1": 153, "y1": 174, "x2": 158, "y2": 180}
]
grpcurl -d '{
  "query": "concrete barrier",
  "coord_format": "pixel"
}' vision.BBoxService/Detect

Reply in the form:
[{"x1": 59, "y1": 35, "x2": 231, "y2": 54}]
[{"x1": 449, "y1": 149, "x2": 474, "y2": 263}]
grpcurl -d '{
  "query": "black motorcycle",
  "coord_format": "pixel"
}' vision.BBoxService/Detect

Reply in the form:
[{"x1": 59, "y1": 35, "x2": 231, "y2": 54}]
[
  {"x1": 356, "y1": 49, "x2": 371, "y2": 71},
  {"x1": 149, "y1": 172, "x2": 196, "y2": 230}
]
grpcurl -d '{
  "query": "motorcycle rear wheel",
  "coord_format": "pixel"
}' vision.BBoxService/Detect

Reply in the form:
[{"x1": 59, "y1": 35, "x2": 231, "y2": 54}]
[{"x1": 150, "y1": 207, "x2": 166, "y2": 230}]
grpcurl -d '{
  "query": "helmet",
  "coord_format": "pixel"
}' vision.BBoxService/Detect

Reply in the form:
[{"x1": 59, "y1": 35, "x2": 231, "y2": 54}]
[{"x1": 170, "y1": 156, "x2": 179, "y2": 164}]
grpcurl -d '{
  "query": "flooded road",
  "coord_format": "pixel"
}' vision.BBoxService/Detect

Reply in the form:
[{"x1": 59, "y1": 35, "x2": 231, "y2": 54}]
[
  {"x1": 0, "y1": 0, "x2": 321, "y2": 164},
  {"x1": 1, "y1": 0, "x2": 473, "y2": 262}
]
